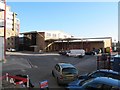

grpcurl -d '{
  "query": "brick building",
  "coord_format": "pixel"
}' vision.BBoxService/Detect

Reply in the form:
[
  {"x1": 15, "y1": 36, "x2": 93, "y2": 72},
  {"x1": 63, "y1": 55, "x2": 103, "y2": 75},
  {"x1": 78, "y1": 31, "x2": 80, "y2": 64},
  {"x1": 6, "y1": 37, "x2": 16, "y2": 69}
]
[{"x1": 20, "y1": 31, "x2": 112, "y2": 53}]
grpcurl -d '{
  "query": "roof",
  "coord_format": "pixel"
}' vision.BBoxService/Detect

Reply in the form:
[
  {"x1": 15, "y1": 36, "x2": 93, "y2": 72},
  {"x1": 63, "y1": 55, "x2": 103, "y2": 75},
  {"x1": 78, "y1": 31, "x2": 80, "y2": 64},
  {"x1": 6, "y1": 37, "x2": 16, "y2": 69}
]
[
  {"x1": 94, "y1": 77, "x2": 120, "y2": 88},
  {"x1": 97, "y1": 69, "x2": 120, "y2": 75},
  {"x1": 58, "y1": 63, "x2": 75, "y2": 68},
  {"x1": 20, "y1": 31, "x2": 37, "y2": 34}
]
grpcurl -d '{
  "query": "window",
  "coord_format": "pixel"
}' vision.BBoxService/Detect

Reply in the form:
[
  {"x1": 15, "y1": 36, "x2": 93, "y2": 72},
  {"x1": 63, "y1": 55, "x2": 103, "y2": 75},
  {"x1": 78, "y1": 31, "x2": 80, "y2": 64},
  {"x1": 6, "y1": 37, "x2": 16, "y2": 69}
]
[
  {"x1": 55, "y1": 64, "x2": 60, "y2": 72},
  {"x1": 62, "y1": 68, "x2": 77, "y2": 75},
  {"x1": 102, "y1": 84, "x2": 112, "y2": 90},
  {"x1": 90, "y1": 72, "x2": 105, "y2": 78},
  {"x1": 47, "y1": 33, "x2": 51, "y2": 37},
  {"x1": 7, "y1": 38, "x2": 10, "y2": 40},
  {"x1": 84, "y1": 82, "x2": 103, "y2": 90},
  {"x1": 106, "y1": 73, "x2": 120, "y2": 80},
  {"x1": 11, "y1": 38, "x2": 13, "y2": 41},
  {"x1": 53, "y1": 34, "x2": 56, "y2": 37}
]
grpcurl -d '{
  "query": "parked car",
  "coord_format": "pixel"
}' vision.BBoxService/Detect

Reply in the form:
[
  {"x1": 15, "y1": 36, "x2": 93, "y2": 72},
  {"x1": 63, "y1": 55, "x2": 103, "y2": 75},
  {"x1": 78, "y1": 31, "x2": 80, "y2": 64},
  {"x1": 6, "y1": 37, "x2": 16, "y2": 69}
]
[
  {"x1": 59, "y1": 50, "x2": 70, "y2": 55},
  {"x1": 78, "y1": 69, "x2": 120, "y2": 80},
  {"x1": 66, "y1": 49, "x2": 85, "y2": 57},
  {"x1": 67, "y1": 77, "x2": 120, "y2": 90},
  {"x1": 85, "y1": 51, "x2": 95, "y2": 55},
  {"x1": 52, "y1": 63, "x2": 78, "y2": 85}
]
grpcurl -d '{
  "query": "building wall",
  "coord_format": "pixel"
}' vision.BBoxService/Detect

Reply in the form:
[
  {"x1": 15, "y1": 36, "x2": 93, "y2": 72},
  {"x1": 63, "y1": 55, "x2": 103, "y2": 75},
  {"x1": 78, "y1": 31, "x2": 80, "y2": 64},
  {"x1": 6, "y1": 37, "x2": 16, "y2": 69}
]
[
  {"x1": 36, "y1": 32, "x2": 45, "y2": 52},
  {"x1": 103, "y1": 39, "x2": 112, "y2": 48},
  {"x1": 0, "y1": 2, "x2": 5, "y2": 11},
  {"x1": 0, "y1": 5, "x2": 20, "y2": 50},
  {"x1": 53, "y1": 41, "x2": 104, "y2": 52},
  {"x1": 22, "y1": 31, "x2": 112, "y2": 52},
  {"x1": 45, "y1": 31, "x2": 72, "y2": 40}
]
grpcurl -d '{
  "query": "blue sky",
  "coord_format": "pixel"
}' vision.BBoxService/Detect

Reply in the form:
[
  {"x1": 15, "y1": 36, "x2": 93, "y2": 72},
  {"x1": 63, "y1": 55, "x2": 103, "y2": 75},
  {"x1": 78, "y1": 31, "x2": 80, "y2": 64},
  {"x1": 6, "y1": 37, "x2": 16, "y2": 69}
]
[{"x1": 7, "y1": 2, "x2": 118, "y2": 41}]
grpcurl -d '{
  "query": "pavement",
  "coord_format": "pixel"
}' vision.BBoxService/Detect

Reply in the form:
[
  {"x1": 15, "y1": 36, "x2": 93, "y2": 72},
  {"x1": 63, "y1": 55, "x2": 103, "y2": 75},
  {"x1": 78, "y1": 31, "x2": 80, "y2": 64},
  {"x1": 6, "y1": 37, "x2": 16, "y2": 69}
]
[
  {"x1": 1, "y1": 52, "x2": 32, "y2": 89},
  {"x1": 1, "y1": 52, "x2": 62, "y2": 89},
  {"x1": 0, "y1": 52, "x2": 112, "y2": 88},
  {"x1": 3, "y1": 55, "x2": 32, "y2": 71}
]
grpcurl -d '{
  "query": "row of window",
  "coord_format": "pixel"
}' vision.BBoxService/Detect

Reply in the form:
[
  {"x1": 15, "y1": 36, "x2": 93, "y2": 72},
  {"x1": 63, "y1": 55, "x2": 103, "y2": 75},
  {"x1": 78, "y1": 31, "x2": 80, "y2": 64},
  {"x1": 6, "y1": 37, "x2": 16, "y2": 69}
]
[
  {"x1": 7, "y1": 38, "x2": 14, "y2": 40},
  {"x1": 46, "y1": 33, "x2": 68, "y2": 38},
  {"x1": 47, "y1": 33, "x2": 57, "y2": 37},
  {"x1": 7, "y1": 43, "x2": 14, "y2": 46}
]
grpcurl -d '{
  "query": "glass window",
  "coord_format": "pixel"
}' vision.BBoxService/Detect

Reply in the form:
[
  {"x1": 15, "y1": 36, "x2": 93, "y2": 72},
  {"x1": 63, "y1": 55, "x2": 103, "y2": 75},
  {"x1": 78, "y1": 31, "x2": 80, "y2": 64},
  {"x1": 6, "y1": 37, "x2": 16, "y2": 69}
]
[
  {"x1": 53, "y1": 34, "x2": 56, "y2": 37},
  {"x1": 106, "y1": 74, "x2": 120, "y2": 80},
  {"x1": 111, "y1": 86, "x2": 120, "y2": 90},
  {"x1": 90, "y1": 72, "x2": 105, "y2": 78},
  {"x1": 62, "y1": 68, "x2": 77, "y2": 75},
  {"x1": 55, "y1": 64, "x2": 60, "y2": 72},
  {"x1": 11, "y1": 38, "x2": 13, "y2": 40},
  {"x1": 7, "y1": 38, "x2": 10, "y2": 40},
  {"x1": 47, "y1": 33, "x2": 51, "y2": 37},
  {"x1": 102, "y1": 84, "x2": 112, "y2": 90},
  {"x1": 84, "y1": 83, "x2": 113, "y2": 90}
]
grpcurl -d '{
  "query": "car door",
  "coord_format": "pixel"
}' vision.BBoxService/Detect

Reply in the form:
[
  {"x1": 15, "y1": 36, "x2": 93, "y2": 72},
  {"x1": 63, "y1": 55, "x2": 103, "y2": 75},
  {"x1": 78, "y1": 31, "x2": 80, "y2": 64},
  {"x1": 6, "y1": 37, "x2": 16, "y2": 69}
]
[
  {"x1": 83, "y1": 82, "x2": 103, "y2": 90},
  {"x1": 54, "y1": 64, "x2": 61, "y2": 79}
]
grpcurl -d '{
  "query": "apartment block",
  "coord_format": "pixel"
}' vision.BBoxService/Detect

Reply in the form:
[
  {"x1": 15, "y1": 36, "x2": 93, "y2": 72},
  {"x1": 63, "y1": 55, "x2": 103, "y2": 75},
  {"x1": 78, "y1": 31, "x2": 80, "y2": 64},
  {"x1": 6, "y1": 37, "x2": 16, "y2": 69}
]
[{"x1": 0, "y1": 2, "x2": 20, "y2": 50}]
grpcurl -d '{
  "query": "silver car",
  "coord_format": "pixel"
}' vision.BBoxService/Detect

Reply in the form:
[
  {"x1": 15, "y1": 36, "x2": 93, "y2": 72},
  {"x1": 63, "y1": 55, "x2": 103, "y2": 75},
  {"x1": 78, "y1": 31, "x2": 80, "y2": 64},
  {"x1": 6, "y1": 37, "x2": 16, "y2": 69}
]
[{"x1": 52, "y1": 63, "x2": 78, "y2": 85}]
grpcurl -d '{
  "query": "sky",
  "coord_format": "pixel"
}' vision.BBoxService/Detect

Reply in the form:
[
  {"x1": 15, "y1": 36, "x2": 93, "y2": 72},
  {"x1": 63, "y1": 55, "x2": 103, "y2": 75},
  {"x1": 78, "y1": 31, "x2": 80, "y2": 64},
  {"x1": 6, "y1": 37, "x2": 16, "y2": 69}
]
[{"x1": 7, "y1": 2, "x2": 118, "y2": 41}]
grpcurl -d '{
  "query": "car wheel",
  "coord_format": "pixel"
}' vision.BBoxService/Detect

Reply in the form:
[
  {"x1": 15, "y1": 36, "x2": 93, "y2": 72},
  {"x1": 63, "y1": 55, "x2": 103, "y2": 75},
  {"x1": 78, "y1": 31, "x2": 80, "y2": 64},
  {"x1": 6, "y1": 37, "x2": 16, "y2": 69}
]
[
  {"x1": 57, "y1": 78, "x2": 61, "y2": 86},
  {"x1": 52, "y1": 71, "x2": 55, "y2": 77}
]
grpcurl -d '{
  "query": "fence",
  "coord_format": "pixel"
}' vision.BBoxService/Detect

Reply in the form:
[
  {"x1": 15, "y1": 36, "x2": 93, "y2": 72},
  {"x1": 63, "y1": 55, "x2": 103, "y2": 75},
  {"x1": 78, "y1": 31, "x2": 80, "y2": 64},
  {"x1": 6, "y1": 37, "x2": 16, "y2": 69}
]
[
  {"x1": 0, "y1": 73, "x2": 29, "y2": 88},
  {"x1": 97, "y1": 53, "x2": 112, "y2": 70}
]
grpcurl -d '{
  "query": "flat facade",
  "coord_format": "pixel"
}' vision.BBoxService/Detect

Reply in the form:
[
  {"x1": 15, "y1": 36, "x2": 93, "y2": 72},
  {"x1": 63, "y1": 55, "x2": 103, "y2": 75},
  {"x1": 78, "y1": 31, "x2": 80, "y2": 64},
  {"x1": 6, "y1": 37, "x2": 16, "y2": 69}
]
[
  {"x1": 0, "y1": 4, "x2": 20, "y2": 50},
  {"x1": 21, "y1": 31, "x2": 112, "y2": 52}
]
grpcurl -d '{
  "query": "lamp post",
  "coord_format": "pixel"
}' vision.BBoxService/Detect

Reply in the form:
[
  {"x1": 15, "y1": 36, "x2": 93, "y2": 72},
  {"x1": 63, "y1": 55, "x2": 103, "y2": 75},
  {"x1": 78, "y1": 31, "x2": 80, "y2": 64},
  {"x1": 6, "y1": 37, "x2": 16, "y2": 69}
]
[{"x1": 4, "y1": 0, "x2": 6, "y2": 62}]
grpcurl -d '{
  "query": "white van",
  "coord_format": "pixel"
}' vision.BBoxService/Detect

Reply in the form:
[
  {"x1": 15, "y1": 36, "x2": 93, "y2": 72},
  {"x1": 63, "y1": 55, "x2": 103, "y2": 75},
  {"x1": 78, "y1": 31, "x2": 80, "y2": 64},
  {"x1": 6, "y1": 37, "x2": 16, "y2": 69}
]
[{"x1": 66, "y1": 49, "x2": 85, "y2": 57}]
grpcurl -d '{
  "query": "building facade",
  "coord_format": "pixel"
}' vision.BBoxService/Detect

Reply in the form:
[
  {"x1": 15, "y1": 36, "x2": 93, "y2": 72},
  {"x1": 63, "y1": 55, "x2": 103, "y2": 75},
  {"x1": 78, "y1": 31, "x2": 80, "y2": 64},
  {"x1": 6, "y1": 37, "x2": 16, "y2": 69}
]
[
  {"x1": 0, "y1": 2, "x2": 20, "y2": 50},
  {"x1": 20, "y1": 31, "x2": 112, "y2": 53},
  {"x1": 20, "y1": 31, "x2": 73, "y2": 52}
]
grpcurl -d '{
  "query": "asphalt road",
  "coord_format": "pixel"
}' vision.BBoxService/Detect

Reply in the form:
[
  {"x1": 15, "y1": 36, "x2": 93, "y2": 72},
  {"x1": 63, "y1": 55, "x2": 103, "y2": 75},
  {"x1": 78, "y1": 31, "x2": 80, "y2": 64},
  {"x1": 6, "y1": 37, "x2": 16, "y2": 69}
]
[{"x1": 2, "y1": 52, "x2": 97, "y2": 89}]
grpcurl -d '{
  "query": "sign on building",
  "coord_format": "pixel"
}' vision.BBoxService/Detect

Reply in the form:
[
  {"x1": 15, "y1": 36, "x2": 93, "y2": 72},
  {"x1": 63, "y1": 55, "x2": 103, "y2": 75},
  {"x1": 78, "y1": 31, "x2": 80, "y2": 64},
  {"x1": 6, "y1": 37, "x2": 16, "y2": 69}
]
[{"x1": 0, "y1": 36, "x2": 4, "y2": 61}]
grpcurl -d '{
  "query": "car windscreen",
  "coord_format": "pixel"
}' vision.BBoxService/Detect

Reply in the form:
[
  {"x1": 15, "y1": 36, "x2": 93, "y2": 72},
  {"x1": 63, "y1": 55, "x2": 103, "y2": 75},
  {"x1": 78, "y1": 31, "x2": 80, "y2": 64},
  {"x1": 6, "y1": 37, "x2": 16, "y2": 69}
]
[{"x1": 62, "y1": 68, "x2": 78, "y2": 75}]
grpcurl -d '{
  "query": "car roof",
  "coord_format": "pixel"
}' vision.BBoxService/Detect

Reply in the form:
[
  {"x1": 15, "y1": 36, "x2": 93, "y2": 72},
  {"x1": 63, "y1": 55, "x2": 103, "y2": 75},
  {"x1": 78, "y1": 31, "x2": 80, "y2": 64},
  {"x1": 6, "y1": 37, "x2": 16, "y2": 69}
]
[
  {"x1": 58, "y1": 63, "x2": 75, "y2": 68},
  {"x1": 96, "y1": 69, "x2": 120, "y2": 75},
  {"x1": 93, "y1": 77, "x2": 120, "y2": 88}
]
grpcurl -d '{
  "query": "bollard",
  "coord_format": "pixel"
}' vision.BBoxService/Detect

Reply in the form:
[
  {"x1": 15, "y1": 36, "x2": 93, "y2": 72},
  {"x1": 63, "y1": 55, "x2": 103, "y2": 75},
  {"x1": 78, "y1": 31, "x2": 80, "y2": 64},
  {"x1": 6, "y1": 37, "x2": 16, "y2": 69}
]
[
  {"x1": 6, "y1": 73, "x2": 8, "y2": 82},
  {"x1": 27, "y1": 75, "x2": 29, "y2": 88}
]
